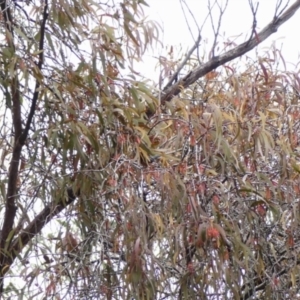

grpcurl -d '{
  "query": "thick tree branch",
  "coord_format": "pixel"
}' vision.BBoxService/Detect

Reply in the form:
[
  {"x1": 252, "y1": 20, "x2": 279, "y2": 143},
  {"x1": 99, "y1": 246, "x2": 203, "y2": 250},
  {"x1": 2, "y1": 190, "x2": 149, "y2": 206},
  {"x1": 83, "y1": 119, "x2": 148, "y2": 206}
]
[
  {"x1": 162, "y1": 0, "x2": 300, "y2": 104},
  {"x1": 0, "y1": 0, "x2": 48, "y2": 294},
  {"x1": 0, "y1": 0, "x2": 21, "y2": 288},
  {"x1": 1, "y1": 0, "x2": 48, "y2": 246},
  {"x1": 0, "y1": 0, "x2": 22, "y2": 251},
  {"x1": 0, "y1": 188, "x2": 78, "y2": 279},
  {"x1": 19, "y1": 0, "x2": 48, "y2": 145}
]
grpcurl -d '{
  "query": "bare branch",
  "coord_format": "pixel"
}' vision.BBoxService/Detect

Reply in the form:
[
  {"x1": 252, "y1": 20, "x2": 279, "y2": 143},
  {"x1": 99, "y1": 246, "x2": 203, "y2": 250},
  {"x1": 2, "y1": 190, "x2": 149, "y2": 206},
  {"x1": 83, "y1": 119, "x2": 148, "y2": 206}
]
[
  {"x1": 162, "y1": 0, "x2": 300, "y2": 104},
  {"x1": 274, "y1": 0, "x2": 290, "y2": 18},
  {"x1": 208, "y1": 0, "x2": 229, "y2": 58},
  {"x1": 179, "y1": 0, "x2": 201, "y2": 40},
  {"x1": 163, "y1": 33, "x2": 202, "y2": 90},
  {"x1": 179, "y1": 0, "x2": 204, "y2": 67},
  {"x1": 246, "y1": 0, "x2": 259, "y2": 44}
]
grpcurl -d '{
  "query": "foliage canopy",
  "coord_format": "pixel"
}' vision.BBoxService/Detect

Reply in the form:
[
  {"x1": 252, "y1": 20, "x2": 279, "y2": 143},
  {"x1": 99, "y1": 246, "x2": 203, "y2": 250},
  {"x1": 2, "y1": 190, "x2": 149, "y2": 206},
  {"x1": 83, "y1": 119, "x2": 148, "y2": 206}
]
[{"x1": 1, "y1": 0, "x2": 300, "y2": 299}]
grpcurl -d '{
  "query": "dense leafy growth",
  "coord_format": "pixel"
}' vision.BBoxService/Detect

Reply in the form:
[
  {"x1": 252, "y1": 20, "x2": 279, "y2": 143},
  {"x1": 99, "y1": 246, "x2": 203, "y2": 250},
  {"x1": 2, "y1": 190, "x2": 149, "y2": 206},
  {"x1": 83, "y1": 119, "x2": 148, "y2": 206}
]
[{"x1": 1, "y1": 0, "x2": 300, "y2": 299}]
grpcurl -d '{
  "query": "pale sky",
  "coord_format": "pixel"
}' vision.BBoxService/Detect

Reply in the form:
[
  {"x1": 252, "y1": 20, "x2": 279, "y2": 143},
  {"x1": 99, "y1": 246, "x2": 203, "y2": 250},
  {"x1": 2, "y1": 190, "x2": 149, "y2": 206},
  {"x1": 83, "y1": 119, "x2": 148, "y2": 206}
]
[{"x1": 144, "y1": 0, "x2": 300, "y2": 75}]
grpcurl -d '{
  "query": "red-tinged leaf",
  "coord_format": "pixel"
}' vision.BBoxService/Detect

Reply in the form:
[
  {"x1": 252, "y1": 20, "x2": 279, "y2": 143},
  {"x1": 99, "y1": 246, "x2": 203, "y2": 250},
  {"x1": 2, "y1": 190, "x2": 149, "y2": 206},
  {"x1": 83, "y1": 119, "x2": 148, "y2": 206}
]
[
  {"x1": 256, "y1": 204, "x2": 267, "y2": 218},
  {"x1": 259, "y1": 61, "x2": 268, "y2": 84},
  {"x1": 207, "y1": 227, "x2": 220, "y2": 239},
  {"x1": 287, "y1": 234, "x2": 294, "y2": 248},
  {"x1": 212, "y1": 194, "x2": 220, "y2": 206},
  {"x1": 187, "y1": 262, "x2": 194, "y2": 274},
  {"x1": 294, "y1": 184, "x2": 300, "y2": 195},
  {"x1": 186, "y1": 203, "x2": 192, "y2": 213},
  {"x1": 61, "y1": 232, "x2": 79, "y2": 253},
  {"x1": 196, "y1": 224, "x2": 207, "y2": 248},
  {"x1": 178, "y1": 162, "x2": 187, "y2": 174},
  {"x1": 190, "y1": 135, "x2": 195, "y2": 146},
  {"x1": 265, "y1": 187, "x2": 271, "y2": 201}
]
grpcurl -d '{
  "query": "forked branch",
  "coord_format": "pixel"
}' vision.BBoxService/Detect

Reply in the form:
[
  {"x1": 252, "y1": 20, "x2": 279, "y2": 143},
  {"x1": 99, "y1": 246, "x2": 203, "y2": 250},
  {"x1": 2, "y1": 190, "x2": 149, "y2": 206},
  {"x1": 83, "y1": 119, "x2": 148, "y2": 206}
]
[{"x1": 162, "y1": 0, "x2": 300, "y2": 103}]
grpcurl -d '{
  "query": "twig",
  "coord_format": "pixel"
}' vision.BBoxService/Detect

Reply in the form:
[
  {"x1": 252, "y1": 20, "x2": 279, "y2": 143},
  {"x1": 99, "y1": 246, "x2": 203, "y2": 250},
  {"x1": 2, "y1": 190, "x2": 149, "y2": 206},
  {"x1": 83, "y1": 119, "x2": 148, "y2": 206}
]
[
  {"x1": 179, "y1": 0, "x2": 204, "y2": 71},
  {"x1": 246, "y1": 0, "x2": 259, "y2": 45},
  {"x1": 274, "y1": 0, "x2": 290, "y2": 19},
  {"x1": 208, "y1": 0, "x2": 229, "y2": 58},
  {"x1": 163, "y1": 33, "x2": 202, "y2": 91}
]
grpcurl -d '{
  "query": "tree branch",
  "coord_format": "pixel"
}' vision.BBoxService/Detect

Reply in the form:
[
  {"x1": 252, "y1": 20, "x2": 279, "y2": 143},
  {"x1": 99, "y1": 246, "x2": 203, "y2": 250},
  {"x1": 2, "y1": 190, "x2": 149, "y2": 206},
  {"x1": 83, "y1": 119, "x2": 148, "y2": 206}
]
[
  {"x1": 0, "y1": 0, "x2": 21, "y2": 251},
  {"x1": 1, "y1": 0, "x2": 48, "y2": 246},
  {"x1": 161, "y1": 0, "x2": 300, "y2": 104},
  {"x1": 0, "y1": 187, "x2": 78, "y2": 279},
  {"x1": 0, "y1": 0, "x2": 49, "y2": 294},
  {"x1": 20, "y1": 0, "x2": 48, "y2": 145},
  {"x1": 163, "y1": 33, "x2": 202, "y2": 91}
]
